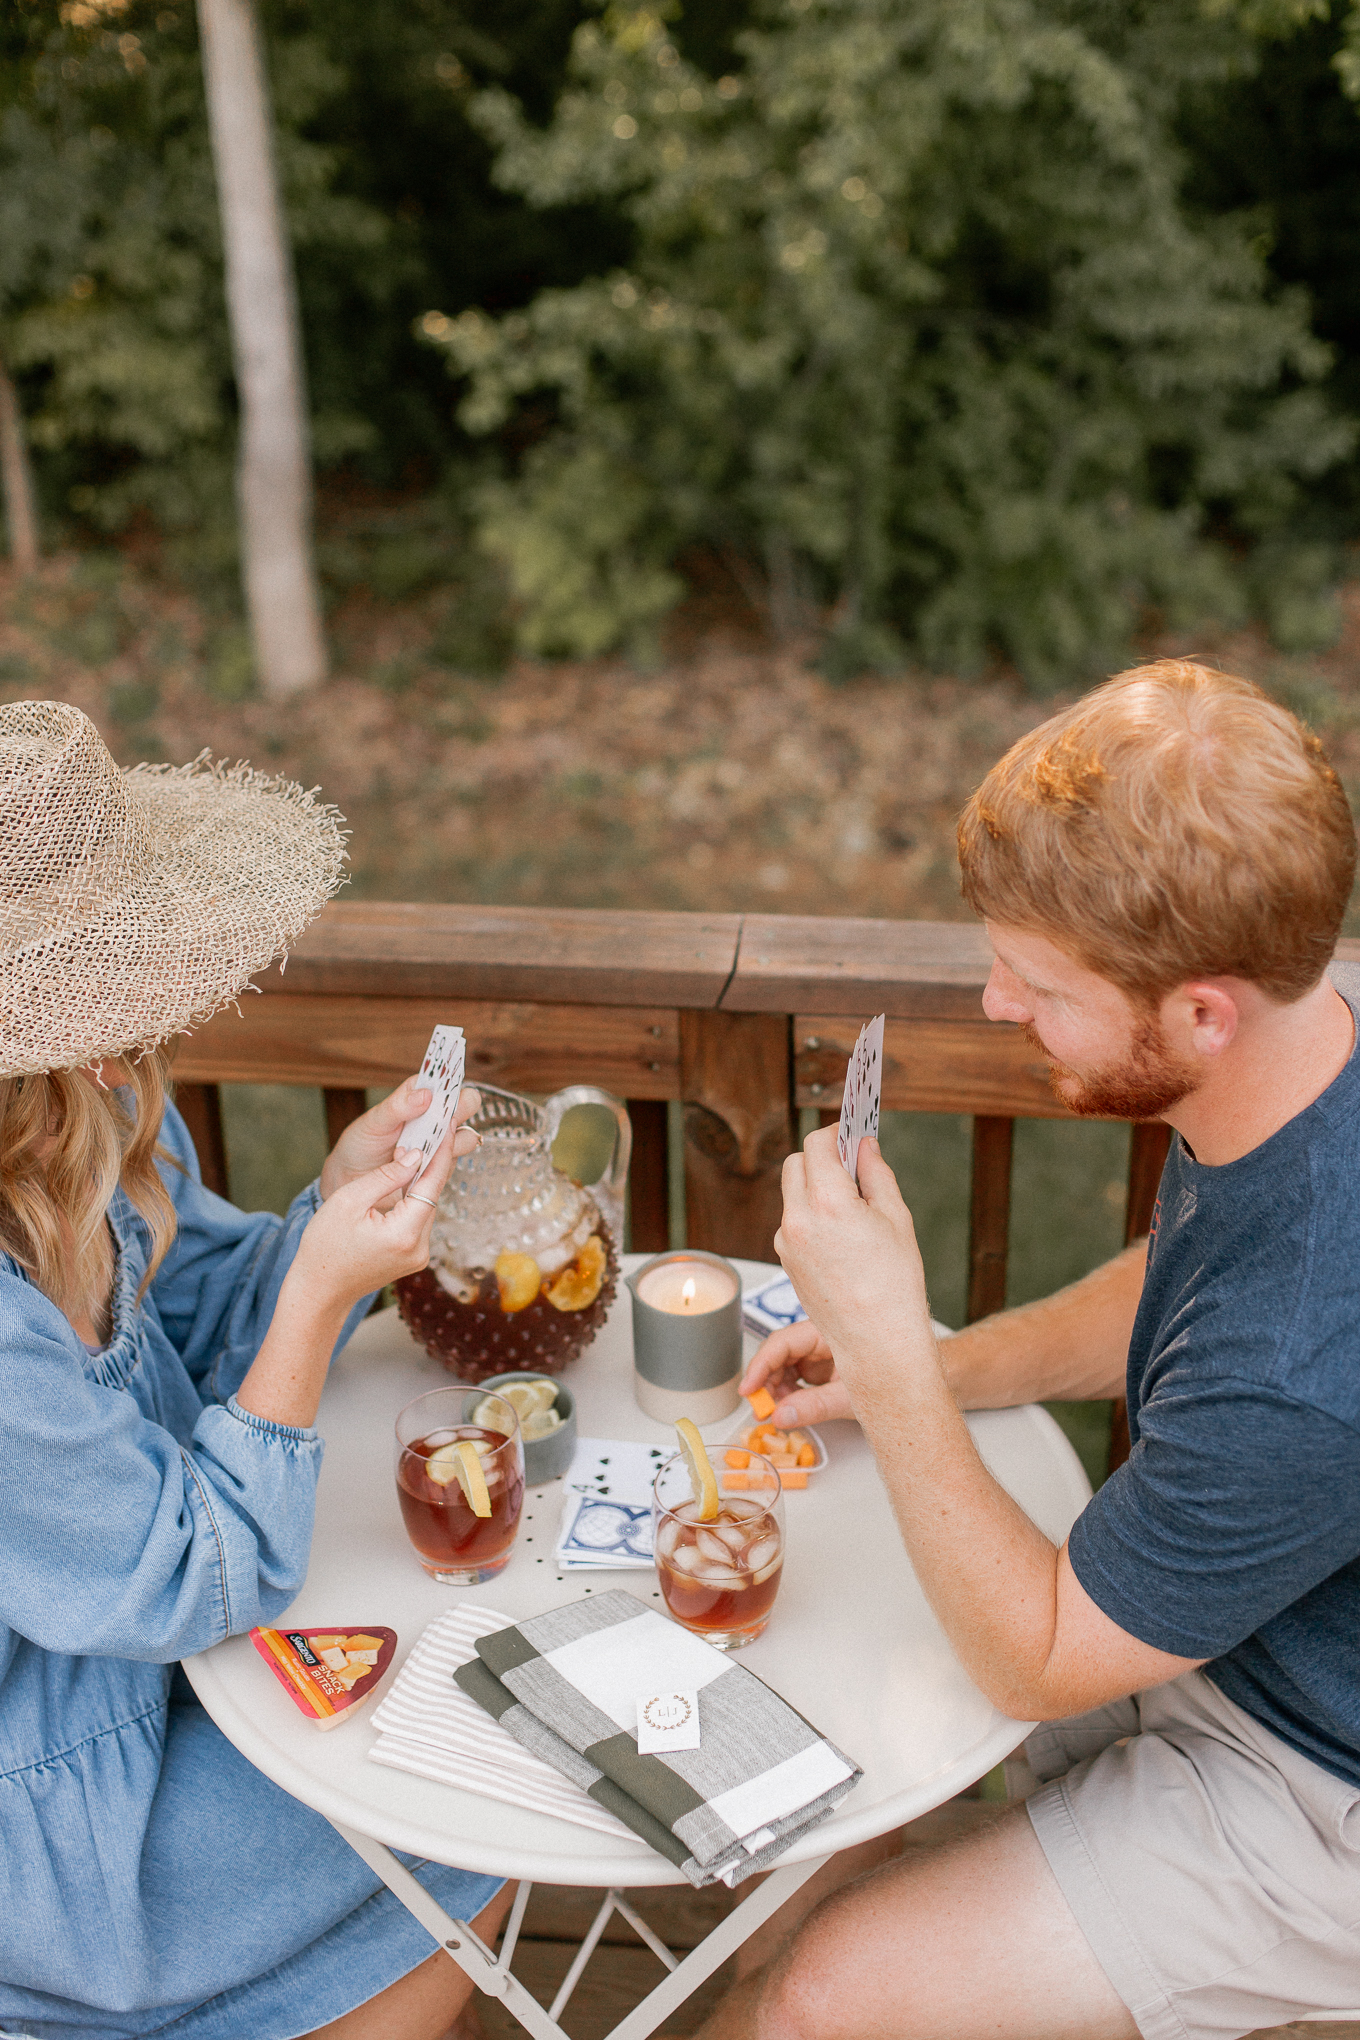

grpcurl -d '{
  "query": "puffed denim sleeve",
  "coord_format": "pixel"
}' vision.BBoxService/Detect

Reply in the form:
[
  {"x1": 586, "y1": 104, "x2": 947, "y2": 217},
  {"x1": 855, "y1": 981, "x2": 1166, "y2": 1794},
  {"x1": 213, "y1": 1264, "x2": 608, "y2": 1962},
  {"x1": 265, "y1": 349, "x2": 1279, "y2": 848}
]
[
  {"x1": 0, "y1": 1280, "x2": 321, "y2": 1661},
  {"x1": 148, "y1": 1100, "x2": 371, "y2": 1403}
]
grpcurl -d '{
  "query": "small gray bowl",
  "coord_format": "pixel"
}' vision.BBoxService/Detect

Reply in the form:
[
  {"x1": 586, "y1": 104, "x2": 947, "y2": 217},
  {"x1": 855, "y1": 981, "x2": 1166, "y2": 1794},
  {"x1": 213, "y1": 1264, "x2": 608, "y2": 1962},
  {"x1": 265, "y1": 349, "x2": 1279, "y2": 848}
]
[{"x1": 478, "y1": 1372, "x2": 577, "y2": 1484}]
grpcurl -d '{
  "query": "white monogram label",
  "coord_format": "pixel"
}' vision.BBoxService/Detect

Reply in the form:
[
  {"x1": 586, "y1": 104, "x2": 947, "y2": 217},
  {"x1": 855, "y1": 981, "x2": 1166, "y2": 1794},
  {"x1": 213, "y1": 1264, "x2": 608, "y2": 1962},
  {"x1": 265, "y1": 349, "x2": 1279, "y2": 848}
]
[{"x1": 635, "y1": 1689, "x2": 702, "y2": 1753}]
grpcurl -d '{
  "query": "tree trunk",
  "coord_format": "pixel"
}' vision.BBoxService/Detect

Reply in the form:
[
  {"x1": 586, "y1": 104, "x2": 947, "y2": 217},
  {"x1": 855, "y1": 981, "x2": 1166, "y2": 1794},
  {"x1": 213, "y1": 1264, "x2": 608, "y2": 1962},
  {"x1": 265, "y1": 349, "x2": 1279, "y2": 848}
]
[
  {"x1": 0, "y1": 355, "x2": 39, "y2": 573},
  {"x1": 196, "y1": 0, "x2": 326, "y2": 696}
]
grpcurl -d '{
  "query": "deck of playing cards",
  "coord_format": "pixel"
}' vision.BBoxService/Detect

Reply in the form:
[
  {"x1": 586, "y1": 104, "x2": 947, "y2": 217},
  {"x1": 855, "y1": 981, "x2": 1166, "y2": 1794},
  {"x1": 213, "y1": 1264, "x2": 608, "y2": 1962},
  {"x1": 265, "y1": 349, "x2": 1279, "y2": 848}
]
[
  {"x1": 553, "y1": 1437, "x2": 669, "y2": 1572},
  {"x1": 837, "y1": 1015, "x2": 884, "y2": 1185},
  {"x1": 402, "y1": 1025, "x2": 465, "y2": 1188},
  {"x1": 742, "y1": 1272, "x2": 809, "y2": 1339}
]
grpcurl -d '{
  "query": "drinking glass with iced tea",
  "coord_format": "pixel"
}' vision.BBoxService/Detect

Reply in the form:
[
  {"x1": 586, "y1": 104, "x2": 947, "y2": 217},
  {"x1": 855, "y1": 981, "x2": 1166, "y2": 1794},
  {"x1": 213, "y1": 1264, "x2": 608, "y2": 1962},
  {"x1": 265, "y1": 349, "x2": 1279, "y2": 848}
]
[
  {"x1": 395, "y1": 1386, "x2": 525, "y2": 1585},
  {"x1": 652, "y1": 1448, "x2": 785, "y2": 1650}
]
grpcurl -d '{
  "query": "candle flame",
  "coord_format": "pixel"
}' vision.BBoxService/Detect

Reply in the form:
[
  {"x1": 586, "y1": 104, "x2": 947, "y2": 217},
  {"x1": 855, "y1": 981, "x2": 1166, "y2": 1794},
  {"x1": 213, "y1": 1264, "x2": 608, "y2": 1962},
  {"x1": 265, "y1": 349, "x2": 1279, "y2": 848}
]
[{"x1": 681, "y1": 1277, "x2": 697, "y2": 1309}]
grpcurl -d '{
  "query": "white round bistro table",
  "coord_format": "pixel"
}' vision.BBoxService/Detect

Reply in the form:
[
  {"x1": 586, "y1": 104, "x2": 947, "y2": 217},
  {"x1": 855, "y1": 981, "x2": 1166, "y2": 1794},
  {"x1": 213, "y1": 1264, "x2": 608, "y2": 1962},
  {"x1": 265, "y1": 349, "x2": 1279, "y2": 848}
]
[{"x1": 185, "y1": 1260, "x2": 1092, "y2": 2040}]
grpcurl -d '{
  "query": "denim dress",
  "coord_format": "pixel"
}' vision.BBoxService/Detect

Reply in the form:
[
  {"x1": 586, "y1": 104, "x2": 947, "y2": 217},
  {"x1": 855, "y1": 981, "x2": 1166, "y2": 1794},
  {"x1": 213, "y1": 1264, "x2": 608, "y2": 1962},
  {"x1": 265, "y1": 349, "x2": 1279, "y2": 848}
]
[{"x1": 0, "y1": 1104, "x2": 501, "y2": 2040}]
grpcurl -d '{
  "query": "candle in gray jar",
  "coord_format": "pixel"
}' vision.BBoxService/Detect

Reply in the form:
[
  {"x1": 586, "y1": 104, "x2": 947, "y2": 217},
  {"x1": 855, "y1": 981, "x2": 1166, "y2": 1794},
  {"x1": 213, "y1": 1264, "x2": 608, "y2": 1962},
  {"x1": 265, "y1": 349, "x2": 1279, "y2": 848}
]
[{"x1": 628, "y1": 1250, "x2": 743, "y2": 1424}]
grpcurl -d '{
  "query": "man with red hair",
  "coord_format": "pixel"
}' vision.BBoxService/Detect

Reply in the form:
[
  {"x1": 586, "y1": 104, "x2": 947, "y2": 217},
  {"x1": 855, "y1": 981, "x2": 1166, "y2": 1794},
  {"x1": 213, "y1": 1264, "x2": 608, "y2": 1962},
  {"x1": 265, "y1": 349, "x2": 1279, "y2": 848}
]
[{"x1": 695, "y1": 661, "x2": 1360, "y2": 2040}]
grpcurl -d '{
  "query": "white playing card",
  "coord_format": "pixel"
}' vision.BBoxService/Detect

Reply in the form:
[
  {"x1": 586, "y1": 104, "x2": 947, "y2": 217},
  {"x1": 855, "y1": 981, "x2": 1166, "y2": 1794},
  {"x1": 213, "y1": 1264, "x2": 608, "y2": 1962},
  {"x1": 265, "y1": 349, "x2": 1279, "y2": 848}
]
[
  {"x1": 564, "y1": 1437, "x2": 669, "y2": 1506},
  {"x1": 401, "y1": 1025, "x2": 465, "y2": 1185},
  {"x1": 837, "y1": 1014, "x2": 884, "y2": 1183}
]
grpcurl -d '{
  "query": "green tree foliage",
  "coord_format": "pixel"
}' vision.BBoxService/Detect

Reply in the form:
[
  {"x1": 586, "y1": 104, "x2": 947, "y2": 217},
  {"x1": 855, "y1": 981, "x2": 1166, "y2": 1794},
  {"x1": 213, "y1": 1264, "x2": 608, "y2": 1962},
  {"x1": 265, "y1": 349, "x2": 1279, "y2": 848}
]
[
  {"x1": 1186, "y1": 8, "x2": 1360, "y2": 522},
  {"x1": 428, "y1": 0, "x2": 1356, "y2": 683},
  {"x1": 0, "y1": 0, "x2": 626, "y2": 561},
  {"x1": 0, "y1": 0, "x2": 387, "y2": 559}
]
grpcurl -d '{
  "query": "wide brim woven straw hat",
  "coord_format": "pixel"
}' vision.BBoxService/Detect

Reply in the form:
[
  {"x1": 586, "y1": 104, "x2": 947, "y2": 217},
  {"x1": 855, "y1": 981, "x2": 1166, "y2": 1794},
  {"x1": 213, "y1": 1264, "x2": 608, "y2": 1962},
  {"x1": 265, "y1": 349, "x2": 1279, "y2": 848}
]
[{"x1": 0, "y1": 700, "x2": 348, "y2": 1077}]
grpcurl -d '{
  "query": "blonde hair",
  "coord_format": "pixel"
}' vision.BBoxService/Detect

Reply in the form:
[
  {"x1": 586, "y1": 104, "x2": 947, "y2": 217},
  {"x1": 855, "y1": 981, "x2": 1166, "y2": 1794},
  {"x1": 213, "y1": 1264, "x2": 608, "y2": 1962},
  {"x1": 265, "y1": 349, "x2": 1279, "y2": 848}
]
[
  {"x1": 958, "y1": 659, "x2": 1357, "y2": 1005},
  {"x1": 0, "y1": 1049, "x2": 178, "y2": 1324}
]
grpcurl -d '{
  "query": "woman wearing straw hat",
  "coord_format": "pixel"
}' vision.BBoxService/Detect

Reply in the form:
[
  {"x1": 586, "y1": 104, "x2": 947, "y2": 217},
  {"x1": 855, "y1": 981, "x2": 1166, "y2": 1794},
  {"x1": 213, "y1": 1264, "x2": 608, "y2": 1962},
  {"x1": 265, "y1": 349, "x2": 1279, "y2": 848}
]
[{"x1": 0, "y1": 703, "x2": 509, "y2": 2040}]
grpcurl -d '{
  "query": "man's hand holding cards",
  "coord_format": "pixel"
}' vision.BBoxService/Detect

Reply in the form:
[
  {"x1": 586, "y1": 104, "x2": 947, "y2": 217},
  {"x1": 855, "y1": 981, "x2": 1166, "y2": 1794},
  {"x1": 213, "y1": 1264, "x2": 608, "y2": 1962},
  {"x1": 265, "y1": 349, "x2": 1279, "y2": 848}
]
[{"x1": 838, "y1": 1015, "x2": 885, "y2": 1187}]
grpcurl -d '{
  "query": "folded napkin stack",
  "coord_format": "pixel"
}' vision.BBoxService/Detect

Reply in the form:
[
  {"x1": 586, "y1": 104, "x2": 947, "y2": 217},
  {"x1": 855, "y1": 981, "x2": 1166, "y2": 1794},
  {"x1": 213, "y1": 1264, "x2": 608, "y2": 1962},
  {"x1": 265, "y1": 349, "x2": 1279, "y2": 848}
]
[
  {"x1": 455, "y1": 1589, "x2": 861, "y2": 1887},
  {"x1": 367, "y1": 1604, "x2": 636, "y2": 1841}
]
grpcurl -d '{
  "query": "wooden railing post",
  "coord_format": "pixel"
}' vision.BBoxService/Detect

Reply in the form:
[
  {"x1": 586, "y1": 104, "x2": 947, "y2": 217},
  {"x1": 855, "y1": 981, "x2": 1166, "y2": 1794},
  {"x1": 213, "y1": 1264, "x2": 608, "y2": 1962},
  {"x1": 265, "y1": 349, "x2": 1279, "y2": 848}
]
[
  {"x1": 1124, "y1": 1121, "x2": 1172, "y2": 1246},
  {"x1": 625, "y1": 1098, "x2": 670, "y2": 1252},
  {"x1": 323, "y1": 1087, "x2": 367, "y2": 1150},
  {"x1": 966, "y1": 1115, "x2": 1014, "y2": 1323},
  {"x1": 679, "y1": 1012, "x2": 795, "y2": 1262},
  {"x1": 1108, "y1": 1119, "x2": 1174, "y2": 1474},
  {"x1": 175, "y1": 1081, "x2": 229, "y2": 1198}
]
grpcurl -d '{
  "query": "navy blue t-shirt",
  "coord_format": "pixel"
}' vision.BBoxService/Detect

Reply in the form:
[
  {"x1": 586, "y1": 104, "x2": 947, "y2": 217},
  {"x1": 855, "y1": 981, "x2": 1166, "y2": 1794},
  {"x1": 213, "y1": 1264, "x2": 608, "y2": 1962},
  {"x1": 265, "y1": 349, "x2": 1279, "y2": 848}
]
[{"x1": 1068, "y1": 989, "x2": 1360, "y2": 1787}]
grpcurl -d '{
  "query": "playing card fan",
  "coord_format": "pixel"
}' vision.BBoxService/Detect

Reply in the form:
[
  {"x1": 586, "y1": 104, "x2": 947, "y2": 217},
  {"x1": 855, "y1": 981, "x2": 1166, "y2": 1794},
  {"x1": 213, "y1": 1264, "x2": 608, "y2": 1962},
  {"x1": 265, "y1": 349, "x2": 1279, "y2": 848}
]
[
  {"x1": 395, "y1": 1081, "x2": 633, "y2": 1382},
  {"x1": 838, "y1": 1014, "x2": 885, "y2": 1183}
]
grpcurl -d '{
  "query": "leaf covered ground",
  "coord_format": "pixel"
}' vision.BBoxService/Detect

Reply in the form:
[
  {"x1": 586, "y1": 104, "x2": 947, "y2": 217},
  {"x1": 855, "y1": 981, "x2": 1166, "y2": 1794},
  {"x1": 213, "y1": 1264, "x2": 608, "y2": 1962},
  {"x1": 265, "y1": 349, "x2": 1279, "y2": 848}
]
[{"x1": 6, "y1": 540, "x2": 1360, "y2": 931}]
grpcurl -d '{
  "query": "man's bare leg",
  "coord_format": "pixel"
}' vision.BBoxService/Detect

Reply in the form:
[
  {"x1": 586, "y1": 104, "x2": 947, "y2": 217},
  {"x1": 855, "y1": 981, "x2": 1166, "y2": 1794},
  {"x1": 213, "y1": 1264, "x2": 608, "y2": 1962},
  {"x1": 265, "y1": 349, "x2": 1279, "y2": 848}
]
[
  {"x1": 304, "y1": 1882, "x2": 516, "y2": 2040},
  {"x1": 691, "y1": 1805, "x2": 1137, "y2": 2040},
  {"x1": 732, "y1": 1831, "x2": 907, "y2": 1979}
]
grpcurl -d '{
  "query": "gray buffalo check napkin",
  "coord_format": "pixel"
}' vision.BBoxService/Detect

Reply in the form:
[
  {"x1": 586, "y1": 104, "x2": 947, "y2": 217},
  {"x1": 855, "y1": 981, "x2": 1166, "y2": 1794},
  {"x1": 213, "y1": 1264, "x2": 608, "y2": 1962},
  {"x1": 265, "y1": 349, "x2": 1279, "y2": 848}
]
[{"x1": 453, "y1": 1590, "x2": 861, "y2": 1887}]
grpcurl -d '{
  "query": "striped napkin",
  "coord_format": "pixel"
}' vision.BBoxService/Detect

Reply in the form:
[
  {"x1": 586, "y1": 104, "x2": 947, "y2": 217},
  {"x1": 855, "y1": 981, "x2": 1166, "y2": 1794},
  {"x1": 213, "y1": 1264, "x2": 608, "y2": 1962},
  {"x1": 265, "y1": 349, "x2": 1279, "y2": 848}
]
[
  {"x1": 367, "y1": 1604, "x2": 635, "y2": 1841},
  {"x1": 454, "y1": 1590, "x2": 861, "y2": 1888}
]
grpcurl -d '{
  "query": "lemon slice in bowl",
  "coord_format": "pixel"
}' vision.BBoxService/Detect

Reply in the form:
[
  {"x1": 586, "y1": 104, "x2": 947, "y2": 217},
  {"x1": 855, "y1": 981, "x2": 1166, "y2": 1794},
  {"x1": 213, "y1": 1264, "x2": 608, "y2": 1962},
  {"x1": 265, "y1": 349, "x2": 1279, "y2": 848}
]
[
  {"x1": 675, "y1": 1417, "x2": 719, "y2": 1522},
  {"x1": 501, "y1": 1383, "x2": 544, "y2": 1421},
  {"x1": 474, "y1": 1378, "x2": 559, "y2": 1431},
  {"x1": 522, "y1": 1406, "x2": 563, "y2": 1442}
]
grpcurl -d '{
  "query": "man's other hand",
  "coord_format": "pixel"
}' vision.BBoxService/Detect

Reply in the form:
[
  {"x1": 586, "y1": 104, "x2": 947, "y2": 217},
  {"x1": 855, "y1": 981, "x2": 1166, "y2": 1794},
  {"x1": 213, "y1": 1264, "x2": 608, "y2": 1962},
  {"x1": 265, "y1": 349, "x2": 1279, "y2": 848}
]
[{"x1": 740, "y1": 1321, "x2": 855, "y2": 1428}]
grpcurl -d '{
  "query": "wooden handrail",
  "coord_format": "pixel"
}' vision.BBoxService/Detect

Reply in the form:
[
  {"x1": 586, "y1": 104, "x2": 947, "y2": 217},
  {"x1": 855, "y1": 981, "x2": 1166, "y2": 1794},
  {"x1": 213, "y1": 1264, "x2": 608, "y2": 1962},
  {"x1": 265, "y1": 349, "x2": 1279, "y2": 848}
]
[{"x1": 172, "y1": 904, "x2": 1360, "y2": 1483}]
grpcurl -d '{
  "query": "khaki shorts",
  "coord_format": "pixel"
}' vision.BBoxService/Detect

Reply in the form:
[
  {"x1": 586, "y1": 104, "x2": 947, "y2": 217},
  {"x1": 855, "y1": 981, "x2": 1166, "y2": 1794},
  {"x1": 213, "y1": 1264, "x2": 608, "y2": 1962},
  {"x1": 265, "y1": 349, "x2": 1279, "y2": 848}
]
[{"x1": 1022, "y1": 1670, "x2": 1360, "y2": 2040}]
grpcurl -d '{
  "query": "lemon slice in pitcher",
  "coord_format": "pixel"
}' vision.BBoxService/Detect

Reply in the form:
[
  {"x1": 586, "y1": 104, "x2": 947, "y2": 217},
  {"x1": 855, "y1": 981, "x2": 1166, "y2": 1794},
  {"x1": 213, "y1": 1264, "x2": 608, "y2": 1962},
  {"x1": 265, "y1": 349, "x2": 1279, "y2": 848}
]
[{"x1": 675, "y1": 1417, "x2": 720, "y2": 1523}]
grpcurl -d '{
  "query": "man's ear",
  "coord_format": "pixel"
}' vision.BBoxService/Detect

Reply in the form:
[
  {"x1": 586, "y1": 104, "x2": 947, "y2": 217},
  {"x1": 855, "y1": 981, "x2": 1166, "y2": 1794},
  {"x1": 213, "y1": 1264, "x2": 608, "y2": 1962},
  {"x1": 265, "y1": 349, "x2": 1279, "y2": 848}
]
[{"x1": 1161, "y1": 980, "x2": 1240, "y2": 1060}]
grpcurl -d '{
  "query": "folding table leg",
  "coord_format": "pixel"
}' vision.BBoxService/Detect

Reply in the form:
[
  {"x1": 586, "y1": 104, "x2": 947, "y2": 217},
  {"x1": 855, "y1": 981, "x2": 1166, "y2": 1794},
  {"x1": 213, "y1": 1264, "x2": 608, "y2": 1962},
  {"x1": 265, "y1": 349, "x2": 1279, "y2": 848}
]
[
  {"x1": 599, "y1": 1857, "x2": 828, "y2": 2040},
  {"x1": 327, "y1": 1821, "x2": 566, "y2": 2040},
  {"x1": 328, "y1": 1818, "x2": 828, "y2": 2040}
]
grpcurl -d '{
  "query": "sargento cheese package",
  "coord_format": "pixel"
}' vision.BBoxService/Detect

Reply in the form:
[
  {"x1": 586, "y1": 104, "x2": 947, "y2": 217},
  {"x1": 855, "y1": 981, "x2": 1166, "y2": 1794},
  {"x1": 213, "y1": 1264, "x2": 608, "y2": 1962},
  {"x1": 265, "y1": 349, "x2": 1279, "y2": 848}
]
[{"x1": 250, "y1": 1625, "x2": 397, "y2": 1730}]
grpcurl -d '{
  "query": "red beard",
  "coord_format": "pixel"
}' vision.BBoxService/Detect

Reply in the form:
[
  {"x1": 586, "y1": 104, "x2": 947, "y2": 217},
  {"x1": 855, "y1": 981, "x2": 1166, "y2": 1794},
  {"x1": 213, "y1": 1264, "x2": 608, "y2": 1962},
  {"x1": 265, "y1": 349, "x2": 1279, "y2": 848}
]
[{"x1": 1025, "y1": 1017, "x2": 1197, "y2": 1120}]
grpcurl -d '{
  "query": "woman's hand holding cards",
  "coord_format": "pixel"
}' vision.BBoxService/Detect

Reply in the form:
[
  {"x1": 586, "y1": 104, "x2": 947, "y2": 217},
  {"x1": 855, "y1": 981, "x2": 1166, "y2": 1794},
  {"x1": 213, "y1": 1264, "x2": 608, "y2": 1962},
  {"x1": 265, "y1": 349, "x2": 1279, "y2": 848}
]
[
  {"x1": 237, "y1": 1121, "x2": 468, "y2": 1431},
  {"x1": 318, "y1": 1074, "x2": 482, "y2": 1199}
]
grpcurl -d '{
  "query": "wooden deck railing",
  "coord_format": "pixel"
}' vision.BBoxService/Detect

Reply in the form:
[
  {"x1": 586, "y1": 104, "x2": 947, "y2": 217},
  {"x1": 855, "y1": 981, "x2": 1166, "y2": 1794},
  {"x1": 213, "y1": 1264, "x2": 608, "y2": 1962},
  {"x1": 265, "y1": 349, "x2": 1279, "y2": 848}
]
[{"x1": 171, "y1": 905, "x2": 1360, "y2": 1471}]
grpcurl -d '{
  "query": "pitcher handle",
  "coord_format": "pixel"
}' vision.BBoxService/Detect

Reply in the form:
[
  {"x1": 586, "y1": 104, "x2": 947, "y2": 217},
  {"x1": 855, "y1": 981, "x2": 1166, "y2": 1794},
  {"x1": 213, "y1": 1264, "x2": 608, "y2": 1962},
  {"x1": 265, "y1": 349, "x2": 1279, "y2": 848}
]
[{"x1": 542, "y1": 1086, "x2": 633, "y2": 1242}]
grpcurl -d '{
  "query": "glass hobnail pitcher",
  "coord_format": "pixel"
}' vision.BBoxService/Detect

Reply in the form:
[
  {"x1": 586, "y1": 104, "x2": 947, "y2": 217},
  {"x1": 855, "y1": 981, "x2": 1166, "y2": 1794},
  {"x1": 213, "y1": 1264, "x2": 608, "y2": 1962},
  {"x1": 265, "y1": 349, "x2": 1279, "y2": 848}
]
[{"x1": 394, "y1": 1083, "x2": 632, "y2": 1382}]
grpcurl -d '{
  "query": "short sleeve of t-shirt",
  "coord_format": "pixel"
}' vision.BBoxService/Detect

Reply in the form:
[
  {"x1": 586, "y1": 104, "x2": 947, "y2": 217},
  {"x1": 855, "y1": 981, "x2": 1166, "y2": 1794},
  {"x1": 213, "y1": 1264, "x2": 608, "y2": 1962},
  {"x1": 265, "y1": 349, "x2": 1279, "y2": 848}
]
[{"x1": 1068, "y1": 1377, "x2": 1360, "y2": 1661}]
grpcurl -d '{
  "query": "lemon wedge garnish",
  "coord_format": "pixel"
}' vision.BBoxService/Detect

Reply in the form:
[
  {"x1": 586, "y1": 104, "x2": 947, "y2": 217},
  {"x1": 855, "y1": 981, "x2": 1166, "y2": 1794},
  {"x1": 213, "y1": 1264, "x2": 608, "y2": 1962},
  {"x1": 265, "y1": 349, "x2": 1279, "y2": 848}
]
[
  {"x1": 675, "y1": 1417, "x2": 719, "y2": 1523},
  {"x1": 427, "y1": 1439, "x2": 493, "y2": 1516},
  {"x1": 426, "y1": 1443, "x2": 460, "y2": 1486},
  {"x1": 453, "y1": 1439, "x2": 492, "y2": 1516}
]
